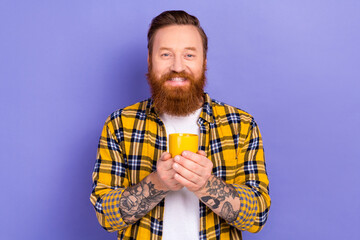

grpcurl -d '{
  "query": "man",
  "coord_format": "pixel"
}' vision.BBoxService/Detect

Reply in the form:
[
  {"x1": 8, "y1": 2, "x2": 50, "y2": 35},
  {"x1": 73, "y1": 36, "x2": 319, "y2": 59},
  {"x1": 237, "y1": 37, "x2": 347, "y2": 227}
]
[{"x1": 90, "y1": 10, "x2": 270, "y2": 240}]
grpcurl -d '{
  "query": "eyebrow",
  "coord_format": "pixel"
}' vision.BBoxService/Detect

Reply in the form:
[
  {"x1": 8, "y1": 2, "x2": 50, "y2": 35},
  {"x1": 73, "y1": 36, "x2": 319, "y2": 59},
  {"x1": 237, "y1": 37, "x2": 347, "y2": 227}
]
[{"x1": 159, "y1": 47, "x2": 198, "y2": 51}]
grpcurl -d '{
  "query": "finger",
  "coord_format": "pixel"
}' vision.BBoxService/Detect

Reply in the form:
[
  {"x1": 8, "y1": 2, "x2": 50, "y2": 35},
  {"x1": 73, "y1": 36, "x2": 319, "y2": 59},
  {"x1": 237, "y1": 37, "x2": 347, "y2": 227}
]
[
  {"x1": 172, "y1": 162, "x2": 201, "y2": 184},
  {"x1": 170, "y1": 183, "x2": 184, "y2": 191},
  {"x1": 197, "y1": 150, "x2": 207, "y2": 157},
  {"x1": 156, "y1": 169, "x2": 178, "y2": 187},
  {"x1": 174, "y1": 155, "x2": 204, "y2": 176},
  {"x1": 173, "y1": 183, "x2": 183, "y2": 188},
  {"x1": 169, "y1": 169, "x2": 184, "y2": 180},
  {"x1": 181, "y1": 151, "x2": 210, "y2": 167},
  {"x1": 174, "y1": 173, "x2": 199, "y2": 191},
  {"x1": 166, "y1": 174, "x2": 183, "y2": 188}
]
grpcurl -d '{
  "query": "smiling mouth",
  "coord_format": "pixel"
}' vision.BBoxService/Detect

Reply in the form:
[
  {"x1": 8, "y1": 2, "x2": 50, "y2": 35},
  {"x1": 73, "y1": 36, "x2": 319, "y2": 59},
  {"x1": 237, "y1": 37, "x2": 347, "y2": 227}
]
[{"x1": 168, "y1": 77, "x2": 186, "y2": 82}]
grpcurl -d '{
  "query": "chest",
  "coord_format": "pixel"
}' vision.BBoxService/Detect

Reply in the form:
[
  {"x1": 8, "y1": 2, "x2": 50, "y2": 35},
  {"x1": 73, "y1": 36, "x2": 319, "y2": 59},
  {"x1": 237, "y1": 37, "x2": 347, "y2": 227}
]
[{"x1": 122, "y1": 117, "x2": 239, "y2": 185}]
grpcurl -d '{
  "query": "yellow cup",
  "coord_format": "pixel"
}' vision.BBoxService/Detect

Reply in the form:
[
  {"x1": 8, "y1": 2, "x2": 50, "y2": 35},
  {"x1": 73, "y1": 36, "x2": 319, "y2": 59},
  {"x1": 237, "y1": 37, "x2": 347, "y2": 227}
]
[{"x1": 169, "y1": 133, "x2": 198, "y2": 157}]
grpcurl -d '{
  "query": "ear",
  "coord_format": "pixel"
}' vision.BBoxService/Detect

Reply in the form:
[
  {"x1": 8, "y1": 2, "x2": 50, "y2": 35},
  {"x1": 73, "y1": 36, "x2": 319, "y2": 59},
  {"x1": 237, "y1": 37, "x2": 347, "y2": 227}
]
[{"x1": 147, "y1": 53, "x2": 150, "y2": 66}]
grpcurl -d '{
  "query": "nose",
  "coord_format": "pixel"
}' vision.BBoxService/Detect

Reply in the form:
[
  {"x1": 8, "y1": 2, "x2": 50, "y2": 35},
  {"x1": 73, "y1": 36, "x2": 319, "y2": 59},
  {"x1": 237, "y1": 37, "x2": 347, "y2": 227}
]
[{"x1": 170, "y1": 55, "x2": 185, "y2": 73}]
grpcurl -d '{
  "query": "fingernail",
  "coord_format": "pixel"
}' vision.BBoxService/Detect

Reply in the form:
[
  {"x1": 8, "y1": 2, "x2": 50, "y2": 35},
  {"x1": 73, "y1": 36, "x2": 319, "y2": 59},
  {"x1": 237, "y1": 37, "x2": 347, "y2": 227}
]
[
  {"x1": 182, "y1": 151, "x2": 187, "y2": 156},
  {"x1": 175, "y1": 156, "x2": 180, "y2": 161},
  {"x1": 173, "y1": 163, "x2": 178, "y2": 169}
]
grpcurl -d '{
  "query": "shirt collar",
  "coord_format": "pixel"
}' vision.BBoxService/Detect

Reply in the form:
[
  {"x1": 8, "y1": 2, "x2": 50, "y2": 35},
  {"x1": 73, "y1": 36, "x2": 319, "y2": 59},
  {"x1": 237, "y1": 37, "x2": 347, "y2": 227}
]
[{"x1": 199, "y1": 93, "x2": 214, "y2": 124}]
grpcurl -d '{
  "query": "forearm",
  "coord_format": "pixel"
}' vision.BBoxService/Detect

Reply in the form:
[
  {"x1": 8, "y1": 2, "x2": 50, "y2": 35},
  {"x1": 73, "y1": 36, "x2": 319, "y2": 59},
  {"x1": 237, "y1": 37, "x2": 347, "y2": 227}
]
[
  {"x1": 194, "y1": 175, "x2": 241, "y2": 223},
  {"x1": 119, "y1": 172, "x2": 169, "y2": 224}
]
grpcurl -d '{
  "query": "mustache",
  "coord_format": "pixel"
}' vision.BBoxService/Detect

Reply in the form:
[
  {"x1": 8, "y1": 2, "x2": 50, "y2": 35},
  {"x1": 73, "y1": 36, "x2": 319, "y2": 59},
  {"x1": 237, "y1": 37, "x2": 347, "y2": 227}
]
[{"x1": 159, "y1": 71, "x2": 194, "y2": 82}]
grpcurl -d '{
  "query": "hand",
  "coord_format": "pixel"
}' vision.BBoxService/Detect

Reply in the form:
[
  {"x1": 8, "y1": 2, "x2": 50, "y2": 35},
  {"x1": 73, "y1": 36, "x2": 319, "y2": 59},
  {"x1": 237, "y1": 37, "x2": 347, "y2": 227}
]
[
  {"x1": 172, "y1": 150, "x2": 213, "y2": 192},
  {"x1": 155, "y1": 152, "x2": 183, "y2": 191}
]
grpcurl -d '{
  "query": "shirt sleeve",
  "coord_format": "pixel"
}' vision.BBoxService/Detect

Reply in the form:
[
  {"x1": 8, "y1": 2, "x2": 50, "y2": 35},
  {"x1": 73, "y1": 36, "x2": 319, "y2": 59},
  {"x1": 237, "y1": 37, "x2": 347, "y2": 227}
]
[
  {"x1": 229, "y1": 117, "x2": 271, "y2": 232},
  {"x1": 90, "y1": 115, "x2": 130, "y2": 232}
]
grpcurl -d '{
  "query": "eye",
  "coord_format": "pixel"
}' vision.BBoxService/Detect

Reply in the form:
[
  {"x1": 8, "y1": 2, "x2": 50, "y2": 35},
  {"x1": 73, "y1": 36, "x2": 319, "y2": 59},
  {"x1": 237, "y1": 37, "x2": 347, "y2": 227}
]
[
  {"x1": 186, "y1": 54, "x2": 194, "y2": 58},
  {"x1": 161, "y1": 53, "x2": 171, "y2": 57}
]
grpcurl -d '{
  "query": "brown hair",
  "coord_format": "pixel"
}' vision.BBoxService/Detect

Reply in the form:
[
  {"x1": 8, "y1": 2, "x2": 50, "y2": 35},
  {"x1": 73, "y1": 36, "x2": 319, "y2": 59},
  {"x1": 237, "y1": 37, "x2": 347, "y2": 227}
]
[{"x1": 147, "y1": 10, "x2": 208, "y2": 58}]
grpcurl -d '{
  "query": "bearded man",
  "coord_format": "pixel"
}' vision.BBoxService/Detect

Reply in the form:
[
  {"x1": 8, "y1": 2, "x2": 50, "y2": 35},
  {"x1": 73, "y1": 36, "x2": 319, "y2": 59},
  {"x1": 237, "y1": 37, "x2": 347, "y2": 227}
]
[{"x1": 90, "y1": 10, "x2": 271, "y2": 240}]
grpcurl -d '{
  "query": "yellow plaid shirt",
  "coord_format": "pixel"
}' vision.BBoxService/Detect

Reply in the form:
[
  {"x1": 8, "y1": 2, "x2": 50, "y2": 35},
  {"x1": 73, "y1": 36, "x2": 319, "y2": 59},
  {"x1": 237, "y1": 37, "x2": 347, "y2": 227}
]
[{"x1": 90, "y1": 93, "x2": 270, "y2": 240}]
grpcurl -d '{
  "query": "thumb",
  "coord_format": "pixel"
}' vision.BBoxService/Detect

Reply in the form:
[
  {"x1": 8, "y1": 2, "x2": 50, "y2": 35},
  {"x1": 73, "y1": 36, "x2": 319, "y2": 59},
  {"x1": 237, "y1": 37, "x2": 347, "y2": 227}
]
[{"x1": 160, "y1": 152, "x2": 172, "y2": 160}]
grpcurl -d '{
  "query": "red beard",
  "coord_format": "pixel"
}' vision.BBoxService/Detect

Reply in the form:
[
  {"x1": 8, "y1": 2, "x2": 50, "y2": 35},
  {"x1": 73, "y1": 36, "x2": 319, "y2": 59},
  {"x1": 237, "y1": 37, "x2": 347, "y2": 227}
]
[{"x1": 146, "y1": 64, "x2": 206, "y2": 116}]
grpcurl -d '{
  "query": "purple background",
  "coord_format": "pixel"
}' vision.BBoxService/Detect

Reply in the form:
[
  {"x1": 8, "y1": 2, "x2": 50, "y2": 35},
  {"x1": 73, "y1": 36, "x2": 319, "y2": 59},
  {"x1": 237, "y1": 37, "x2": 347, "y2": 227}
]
[{"x1": 1, "y1": 1, "x2": 359, "y2": 239}]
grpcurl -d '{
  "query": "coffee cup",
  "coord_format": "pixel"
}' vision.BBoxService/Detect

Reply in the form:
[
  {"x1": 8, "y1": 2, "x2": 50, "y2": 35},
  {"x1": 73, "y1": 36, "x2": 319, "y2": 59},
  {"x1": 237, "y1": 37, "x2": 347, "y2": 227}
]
[{"x1": 169, "y1": 133, "x2": 198, "y2": 157}]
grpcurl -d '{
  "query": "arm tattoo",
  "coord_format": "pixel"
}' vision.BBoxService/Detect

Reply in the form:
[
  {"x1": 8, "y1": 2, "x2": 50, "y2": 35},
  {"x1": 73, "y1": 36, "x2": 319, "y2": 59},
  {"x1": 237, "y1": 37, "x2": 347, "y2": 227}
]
[
  {"x1": 201, "y1": 196, "x2": 220, "y2": 209},
  {"x1": 204, "y1": 176, "x2": 238, "y2": 201},
  {"x1": 119, "y1": 179, "x2": 168, "y2": 224},
  {"x1": 221, "y1": 202, "x2": 240, "y2": 222},
  {"x1": 200, "y1": 176, "x2": 240, "y2": 222}
]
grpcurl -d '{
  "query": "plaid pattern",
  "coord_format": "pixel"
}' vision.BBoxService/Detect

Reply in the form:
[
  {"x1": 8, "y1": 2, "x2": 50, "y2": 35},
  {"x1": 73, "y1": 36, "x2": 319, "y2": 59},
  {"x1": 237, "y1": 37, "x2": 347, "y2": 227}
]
[{"x1": 90, "y1": 93, "x2": 271, "y2": 240}]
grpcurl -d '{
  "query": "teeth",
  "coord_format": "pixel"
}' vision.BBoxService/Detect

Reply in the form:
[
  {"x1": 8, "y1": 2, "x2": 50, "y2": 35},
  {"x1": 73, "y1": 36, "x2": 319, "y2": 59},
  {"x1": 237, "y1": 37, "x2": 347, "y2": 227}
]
[{"x1": 170, "y1": 77, "x2": 185, "y2": 82}]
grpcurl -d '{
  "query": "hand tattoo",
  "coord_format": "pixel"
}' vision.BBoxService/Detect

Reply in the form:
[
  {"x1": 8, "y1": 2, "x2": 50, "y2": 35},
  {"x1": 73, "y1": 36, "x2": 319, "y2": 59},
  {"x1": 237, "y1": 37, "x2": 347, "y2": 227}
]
[{"x1": 120, "y1": 179, "x2": 168, "y2": 224}]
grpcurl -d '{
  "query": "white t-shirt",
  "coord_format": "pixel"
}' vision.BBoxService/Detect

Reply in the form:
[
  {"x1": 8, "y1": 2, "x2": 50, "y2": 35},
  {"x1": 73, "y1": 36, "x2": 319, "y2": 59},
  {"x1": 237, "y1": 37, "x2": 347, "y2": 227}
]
[{"x1": 160, "y1": 108, "x2": 202, "y2": 240}]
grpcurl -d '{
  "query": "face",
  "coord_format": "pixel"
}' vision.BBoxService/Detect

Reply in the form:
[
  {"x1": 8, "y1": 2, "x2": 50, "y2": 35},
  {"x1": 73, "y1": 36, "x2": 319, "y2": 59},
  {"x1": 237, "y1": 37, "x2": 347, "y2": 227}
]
[
  {"x1": 147, "y1": 25, "x2": 207, "y2": 116},
  {"x1": 150, "y1": 25, "x2": 205, "y2": 86}
]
